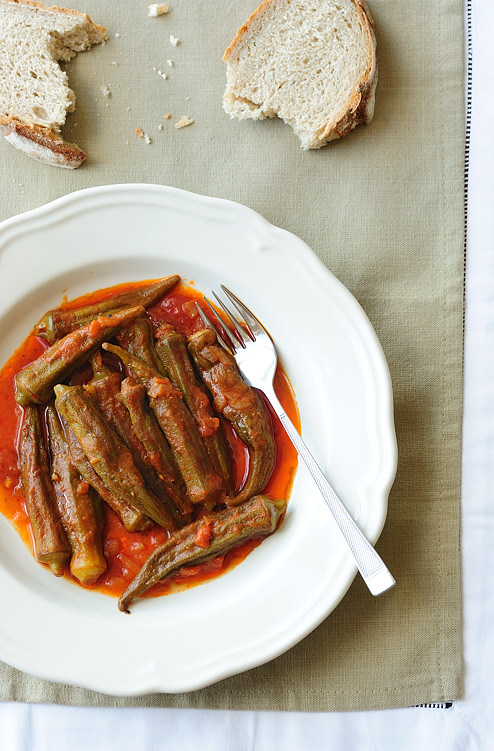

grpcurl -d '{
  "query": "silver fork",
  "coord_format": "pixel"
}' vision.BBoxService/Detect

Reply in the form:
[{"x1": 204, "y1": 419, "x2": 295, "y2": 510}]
[{"x1": 197, "y1": 285, "x2": 395, "y2": 597}]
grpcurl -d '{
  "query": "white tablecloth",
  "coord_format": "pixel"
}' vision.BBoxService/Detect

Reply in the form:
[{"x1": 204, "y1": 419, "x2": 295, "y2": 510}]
[{"x1": 0, "y1": 0, "x2": 491, "y2": 747}]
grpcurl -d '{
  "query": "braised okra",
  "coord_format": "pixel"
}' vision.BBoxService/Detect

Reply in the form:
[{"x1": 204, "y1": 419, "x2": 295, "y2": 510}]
[
  {"x1": 34, "y1": 275, "x2": 180, "y2": 343},
  {"x1": 188, "y1": 328, "x2": 276, "y2": 505},
  {"x1": 119, "y1": 496, "x2": 286, "y2": 612},
  {"x1": 0, "y1": 276, "x2": 288, "y2": 610}
]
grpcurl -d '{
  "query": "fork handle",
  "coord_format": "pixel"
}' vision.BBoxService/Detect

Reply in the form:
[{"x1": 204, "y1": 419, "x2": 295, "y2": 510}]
[{"x1": 266, "y1": 389, "x2": 395, "y2": 596}]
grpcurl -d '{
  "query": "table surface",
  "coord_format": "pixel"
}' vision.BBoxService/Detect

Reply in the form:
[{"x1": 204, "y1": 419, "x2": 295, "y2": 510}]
[{"x1": 0, "y1": 0, "x2": 491, "y2": 747}]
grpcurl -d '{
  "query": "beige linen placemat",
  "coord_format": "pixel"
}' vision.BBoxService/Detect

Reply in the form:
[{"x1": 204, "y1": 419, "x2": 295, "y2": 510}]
[{"x1": 0, "y1": 0, "x2": 464, "y2": 711}]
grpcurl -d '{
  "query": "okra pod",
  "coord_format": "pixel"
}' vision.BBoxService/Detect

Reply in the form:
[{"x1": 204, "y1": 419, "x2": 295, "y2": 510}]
[
  {"x1": 188, "y1": 329, "x2": 276, "y2": 505},
  {"x1": 61, "y1": 415, "x2": 149, "y2": 533},
  {"x1": 87, "y1": 355, "x2": 188, "y2": 526},
  {"x1": 155, "y1": 323, "x2": 220, "y2": 437},
  {"x1": 102, "y1": 343, "x2": 224, "y2": 508},
  {"x1": 15, "y1": 305, "x2": 145, "y2": 407},
  {"x1": 34, "y1": 275, "x2": 180, "y2": 343},
  {"x1": 155, "y1": 324, "x2": 233, "y2": 491},
  {"x1": 46, "y1": 404, "x2": 107, "y2": 585},
  {"x1": 87, "y1": 355, "x2": 160, "y2": 488},
  {"x1": 118, "y1": 495, "x2": 286, "y2": 612},
  {"x1": 119, "y1": 377, "x2": 193, "y2": 525},
  {"x1": 116, "y1": 317, "x2": 164, "y2": 373},
  {"x1": 54, "y1": 384, "x2": 177, "y2": 531},
  {"x1": 18, "y1": 405, "x2": 71, "y2": 576}
]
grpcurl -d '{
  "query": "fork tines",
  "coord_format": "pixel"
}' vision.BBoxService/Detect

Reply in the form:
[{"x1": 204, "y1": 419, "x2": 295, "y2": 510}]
[{"x1": 196, "y1": 286, "x2": 257, "y2": 354}]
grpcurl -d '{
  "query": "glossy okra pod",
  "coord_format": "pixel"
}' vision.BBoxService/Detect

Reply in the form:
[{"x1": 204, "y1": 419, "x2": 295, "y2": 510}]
[
  {"x1": 54, "y1": 384, "x2": 177, "y2": 531},
  {"x1": 18, "y1": 405, "x2": 71, "y2": 575},
  {"x1": 188, "y1": 329, "x2": 276, "y2": 505},
  {"x1": 155, "y1": 323, "x2": 233, "y2": 492},
  {"x1": 118, "y1": 377, "x2": 193, "y2": 525},
  {"x1": 34, "y1": 275, "x2": 180, "y2": 343},
  {"x1": 61, "y1": 416, "x2": 149, "y2": 532},
  {"x1": 119, "y1": 495, "x2": 286, "y2": 612},
  {"x1": 86, "y1": 359, "x2": 153, "y2": 477},
  {"x1": 15, "y1": 305, "x2": 145, "y2": 407},
  {"x1": 87, "y1": 354, "x2": 168, "y2": 496},
  {"x1": 46, "y1": 404, "x2": 107, "y2": 585},
  {"x1": 87, "y1": 354, "x2": 189, "y2": 526},
  {"x1": 102, "y1": 343, "x2": 224, "y2": 508},
  {"x1": 116, "y1": 316, "x2": 164, "y2": 373}
]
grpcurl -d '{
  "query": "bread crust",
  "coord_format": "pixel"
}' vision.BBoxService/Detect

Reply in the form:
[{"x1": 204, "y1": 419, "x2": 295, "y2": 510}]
[
  {"x1": 1, "y1": 117, "x2": 86, "y2": 168},
  {"x1": 0, "y1": 0, "x2": 107, "y2": 38},
  {"x1": 223, "y1": 0, "x2": 378, "y2": 149},
  {"x1": 0, "y1": 0, "x2": 107, "y2": 166},
  {"x1": 222, "y1": 0, "x2": 273, "y2": 63}
]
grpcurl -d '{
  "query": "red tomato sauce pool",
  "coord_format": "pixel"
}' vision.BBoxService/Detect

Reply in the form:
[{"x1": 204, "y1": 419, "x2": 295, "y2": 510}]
[{"x1": 0, "y1": 279, "x2": 300, "y2": 599}]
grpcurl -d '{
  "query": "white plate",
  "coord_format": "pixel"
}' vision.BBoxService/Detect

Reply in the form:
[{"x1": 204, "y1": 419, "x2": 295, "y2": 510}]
[{"x1": 0, "y1": 184, "x2": 397, "y2": 695}]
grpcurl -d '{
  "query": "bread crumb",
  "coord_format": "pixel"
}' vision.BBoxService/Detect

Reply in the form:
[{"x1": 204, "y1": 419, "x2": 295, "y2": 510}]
[
  {"x1": 111, "y1": 61, "x2": 119, "y2": 66},
  {"x1": 158, "y1": 123, "x2": 163, "y2": 130},
  {"x1": 100, "y1": 85, "x2": 111, "y2": 97},
  {"x1": 167, "y1": 59, "x2": 174, "y2": 67},
  {"x1": 135, "y1": 128, "x2": 152, "y2": 144},
  {"x1": 169, "y1": 35, "x2": 179, "y2": 46},
  {"x1": 114, "y1": 32, "x2": 121, "y2": 38},
  {"x1": 156, "y1": 70, "x2": 167, "y2": 80},
  {"x1": 164, "y1": 113, "x2": 171, "y2": 119},
  {"x1": 175, "y1": 116, "x2": 193, "y2": 129},
  {"x1": 148, "y1": 3, "x2": 169, "y2": 16}
]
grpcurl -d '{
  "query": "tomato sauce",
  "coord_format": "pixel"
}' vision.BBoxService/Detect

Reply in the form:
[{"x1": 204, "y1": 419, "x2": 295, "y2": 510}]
[{"x1": 0, "y1": 279, "x2": 300, "y2": 599}]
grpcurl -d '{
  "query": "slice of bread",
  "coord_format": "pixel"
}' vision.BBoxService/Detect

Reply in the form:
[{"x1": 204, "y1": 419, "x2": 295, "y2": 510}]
[
  {"x1": 0, "y1": 0, "x2": 107, "y2": 167},
  {"x1": 222, "y1": 0, "x2": 377, "y2": 150}
]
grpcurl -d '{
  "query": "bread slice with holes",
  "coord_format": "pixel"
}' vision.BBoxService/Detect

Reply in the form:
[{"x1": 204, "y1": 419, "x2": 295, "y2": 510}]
[
  {"x1": 0, "y1": 0, "x2": 107, "y2": 167},
  {"x1": 222, "y1": 0, "x2": 377, "y2": 150}
]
